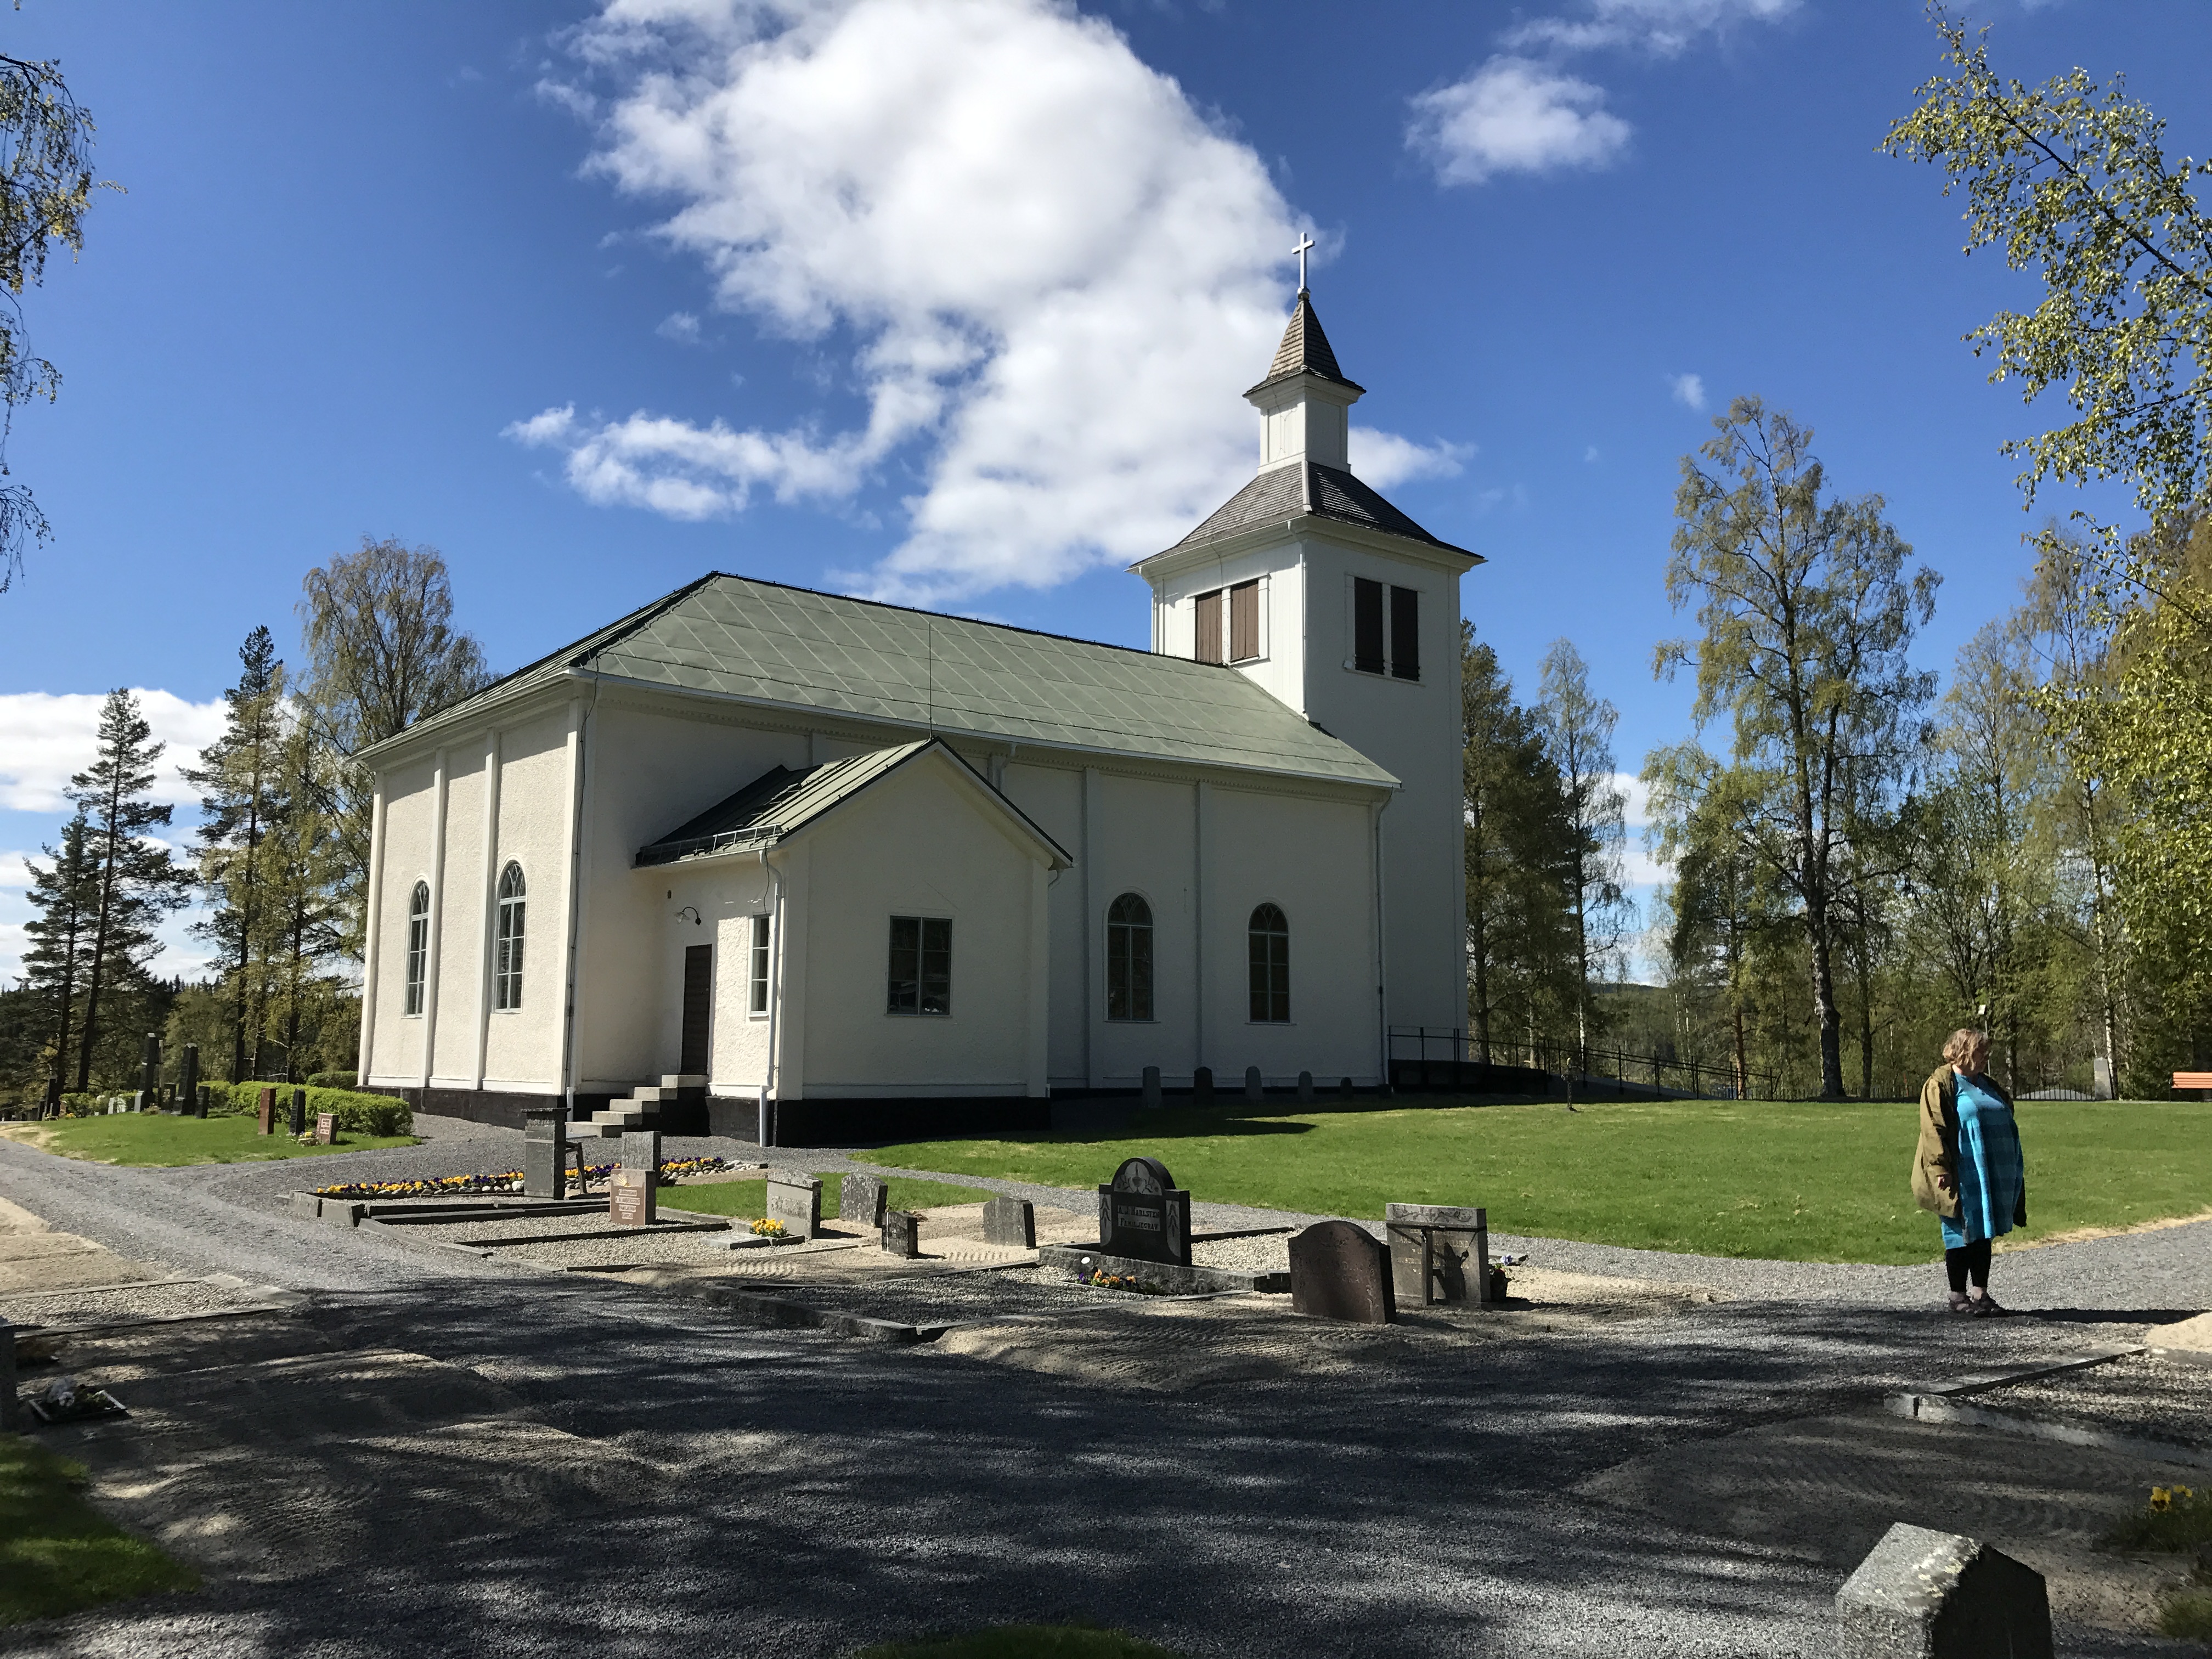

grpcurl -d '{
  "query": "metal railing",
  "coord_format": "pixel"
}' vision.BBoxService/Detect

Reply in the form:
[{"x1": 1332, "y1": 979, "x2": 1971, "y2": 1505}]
[{"x1": 1389, "y1": 1027, "x2": 1776, "y2": 1101}]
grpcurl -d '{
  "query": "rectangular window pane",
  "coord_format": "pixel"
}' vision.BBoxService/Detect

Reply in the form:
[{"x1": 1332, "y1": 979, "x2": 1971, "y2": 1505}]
[
  {"x1": 1390, "y1": 585, "x2": 1420, "y2": 681},
  {"x1": 749, "y1": 915, "x2": 770, "y2": 1014},
  {"x1": 1194, "y1": 589, "x2": 1224, "y2": 664},
  {"x1": 1107, "y1": 926, "x2": 1129, "y2": 1022},
  {"x1": 1131, "y1": 925, "x2": 1153, "y2": 1022},
  {"x1": 921, "y1": 917, "x2": 952, "y2": 1016},
  {"x1": 887, "y1": 916, "x2": 919, "y2": 1014},
  {"x1": 405, "y1": 919, "x2": 426, "y2": 1016},
  {"x1": 1353, "y1": 578, "x2": 1384, "y2": 674},
  {"x1": 1229, "y1": 579, "x2": 1259, "y2": 662}
]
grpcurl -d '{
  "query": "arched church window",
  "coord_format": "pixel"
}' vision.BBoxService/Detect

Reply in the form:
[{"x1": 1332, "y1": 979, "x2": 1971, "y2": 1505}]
[
  {"x1": 494, "y1": 862, "x2": 526, "y2": 1011},
  {"x1": 1248, "y1": 902, "x2": 1289, "y2": 1024},
  {"x1": 1106, "y1": 893, "x2": 1153, "y2": 1022},
  {"x1": 404, "y1": 882, "x2": 430, "y2": 1016}
]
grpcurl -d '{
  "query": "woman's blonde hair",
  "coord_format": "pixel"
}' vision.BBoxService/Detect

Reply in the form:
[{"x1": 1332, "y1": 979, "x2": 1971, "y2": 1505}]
[{"x1": 1942, "y1": 1028, "x2": 1989, "y2": 1066}]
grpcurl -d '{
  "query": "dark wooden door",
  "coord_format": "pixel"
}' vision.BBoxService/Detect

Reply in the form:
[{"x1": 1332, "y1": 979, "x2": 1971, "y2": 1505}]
[{"x1": 679, "y1": 945, "x2": 713, "y2": 1076}]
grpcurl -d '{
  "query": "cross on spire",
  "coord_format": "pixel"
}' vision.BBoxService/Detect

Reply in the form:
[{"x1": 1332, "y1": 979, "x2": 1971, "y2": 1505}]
[{"x1": 1293, "y1": 232, "x2": 1314, "y2": 294}]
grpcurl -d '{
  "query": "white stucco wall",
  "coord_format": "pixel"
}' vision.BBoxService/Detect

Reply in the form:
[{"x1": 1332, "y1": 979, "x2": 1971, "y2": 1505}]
[
  {"x1": 478, "y1": 708, "x2": 576, "y2": 1092},
  {"x1": 365, "y1": 753, "x2": 438, "y2": 1088},
  {"x1": 789, "y1": 754, "x2": 1050, "y2": 1097}
]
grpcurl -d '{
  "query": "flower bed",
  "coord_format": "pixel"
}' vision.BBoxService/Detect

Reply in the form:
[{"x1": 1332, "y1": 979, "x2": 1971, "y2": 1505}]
[{"x1": 314, "y1": 1154, "x2": 739, "y2": 1200}]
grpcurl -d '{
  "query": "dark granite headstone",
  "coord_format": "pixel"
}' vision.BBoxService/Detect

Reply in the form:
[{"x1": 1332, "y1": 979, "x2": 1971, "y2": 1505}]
[
  {"x1": 1096, "y1": 1156, "x2": 1192, "y2": 1266},
  {"x1": 522, "y1": 1108, "x2": 568, "y2": 1199},
  {"x1": 257, "y1": 1086, "x2": 276, "y2": 1135},
  {"x1": 1142, "y1": 1065, "x2": 1162, "y2": 1109},
  {"x1": 1193, "y1": 1066, "x2": 1212, "y2": 1103},
  {"x1": 840, "y1": 1171, "x2": 888, "y2": 1228},
  {"x1": 314, "y1": 1111, "x2": 337, "y2": 1146},
  {"x1": 1289, "y1": 1221, "x2": 1395, "y2": 1324},
  {"x1": 140, "y1": 1032, "x2": 160, "y2": 1111},
  {"x1": 178, "y1": 1044, "x2": 200, "y2": 1119},
  {"x1": 766, "y1": 1172, "x2": 822, "y2": 1240},
  {"x1": 0, "y1": 1315, "x2": 16, "y2": 1431},
  {"x1": 1835, "y1": 1522, "x2": 2052, "y2": 1659},
  {"x1": 195, "y1": 1084, "x2": 211, "y2": 1118},
  {"x1": 289, "y1": 1088, "x2": 308, "y2": 1137},
  {"x1": 983, "y1": 1194, "x2": 1035, "y2": 1248},
  {"x1": 1384, "y1": 1203, "x2": 1491, "y2": 1306},
  {"x1": 1297, "y1": 1070, "x2": 1314, "y2": 1103},
  {"x1": 1339, "y1": 1076, "x2": 1353, "y2": 1098},
  {"x1": 1244, "y1": 1065, "x2": 1263, "y2": 1101},
  {"x1": 882, "y1": 1210, "x2": 921, "y2": 1258}
]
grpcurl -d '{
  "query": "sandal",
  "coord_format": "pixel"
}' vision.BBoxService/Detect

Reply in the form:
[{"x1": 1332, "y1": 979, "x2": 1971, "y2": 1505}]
[
  {"x1": 1971, "y1": 1291, "x2": 2010, "y2": 1316},
  {"x1": 1948, "y1": 1293, "x2": 1975, "y2": 1315}
]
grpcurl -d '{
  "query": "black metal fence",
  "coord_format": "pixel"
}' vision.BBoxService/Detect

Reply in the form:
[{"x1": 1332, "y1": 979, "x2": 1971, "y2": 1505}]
[{"x1": 1389, "y1": 1027, "x2": 1778, "y2": 1101}]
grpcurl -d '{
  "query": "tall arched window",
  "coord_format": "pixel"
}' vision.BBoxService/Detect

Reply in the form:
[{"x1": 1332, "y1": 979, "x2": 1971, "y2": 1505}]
[
  {"x1": 1248, "y1": 902, "x2": 1289, "y2": 1023},
  {"x1": 1105, "y1": 893, "x2": 1153, "y2": 1022},
  {"x1": 404, "y1": 882, "x2": 430, "y2": 1015},
  {"x1": 494, "y1": 862, "x2": 526, "y2": 1011}
]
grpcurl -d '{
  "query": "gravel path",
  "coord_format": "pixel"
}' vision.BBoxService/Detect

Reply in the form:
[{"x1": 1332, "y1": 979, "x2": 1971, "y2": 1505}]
[{"x1": 1, "y1": 1114, "x2": 2204, "y2": 1658}]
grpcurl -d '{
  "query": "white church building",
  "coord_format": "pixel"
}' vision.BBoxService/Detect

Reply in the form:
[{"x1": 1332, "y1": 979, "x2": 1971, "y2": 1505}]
[{"x1": 354, "y1": 289, "x2": 1480, "y2": 1142}]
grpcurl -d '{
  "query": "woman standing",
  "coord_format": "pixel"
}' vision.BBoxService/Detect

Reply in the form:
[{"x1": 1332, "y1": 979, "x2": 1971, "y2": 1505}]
[{"x1": 1911, "y1": 1028, "x2": 2027, "y2": 1315}]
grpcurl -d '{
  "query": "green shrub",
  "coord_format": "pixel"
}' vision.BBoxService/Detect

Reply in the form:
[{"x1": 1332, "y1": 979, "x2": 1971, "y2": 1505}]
[
  {"x1": 2106, "y1": 1485, "x2": 2212, "y2": 1553},
  {"x1": 306, "y1": 1071, "x2": 357, "y2": 1089},
  {"x1": 2162, "y1": 1588, "x2": 2212, "y2": 1642},
  {"x1": 196, "y1": 1081, "x2": 411, "y2": 1137}
]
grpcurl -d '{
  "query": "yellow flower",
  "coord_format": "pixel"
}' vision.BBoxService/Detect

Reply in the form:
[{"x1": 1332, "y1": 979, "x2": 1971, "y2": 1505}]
[{"x1": 2151, "y1": 1487, "x2": 2173, "y2": 1511}]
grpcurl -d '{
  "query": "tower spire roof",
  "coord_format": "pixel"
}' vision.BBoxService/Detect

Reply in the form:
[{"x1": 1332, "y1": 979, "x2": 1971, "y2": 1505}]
[{"x1": 1248, "y1": 290, "x2": 1363, "y2": 397}]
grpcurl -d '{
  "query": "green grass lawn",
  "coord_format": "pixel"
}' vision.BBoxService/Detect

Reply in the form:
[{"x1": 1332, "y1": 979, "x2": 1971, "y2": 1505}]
[
  {"x1": 0, "y1": 1434, "x2": 197, "y2": 1625},
  {"x1": 2, "y1": 1112, "x2": 419, "y2": 1167},
  {"x1": 657, "y1": 1172, "x2": 997, "y2": 1220},
  {"x1": 860, "y1": 1098, "x2": 2212, "y2": 1265},
  {"x1": 856, "y1": 1626, "x2": 1182, "y2": 1658}
]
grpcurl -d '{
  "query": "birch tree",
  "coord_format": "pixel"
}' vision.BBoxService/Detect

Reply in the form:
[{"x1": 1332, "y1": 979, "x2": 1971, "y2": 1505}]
[{"x1": 1537, "y1": 639, "x2": 1629, "y2": 1054}]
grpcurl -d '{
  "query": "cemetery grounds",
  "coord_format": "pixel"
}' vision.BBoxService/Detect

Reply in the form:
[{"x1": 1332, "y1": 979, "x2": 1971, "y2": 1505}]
[{"x1": 0, "y1": 1096, "x2": 2207, "y2": 1655}]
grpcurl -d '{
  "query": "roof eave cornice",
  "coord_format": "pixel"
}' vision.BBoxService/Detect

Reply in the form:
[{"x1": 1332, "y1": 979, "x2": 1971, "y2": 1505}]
[{"x1": 1133, "y1": 510, "x2": 1483, "y2": 580}]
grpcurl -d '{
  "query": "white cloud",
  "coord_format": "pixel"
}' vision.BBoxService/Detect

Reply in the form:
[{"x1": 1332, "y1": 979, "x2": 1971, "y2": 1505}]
[
  {"x1": 1348, "y1": 428, "x2": 1472, "y2": 489},
  {"x1": 656, "y1": 309, "x2": 704, "y2": 345},
  {"x1": 1670, "y1": 372, "x2": 1706, "y2": 410},
  {"x1": 515, "y1": 0, "x2": 1467, "y2": 604},
  {"x1": 1408, "y1": 57, "x2": 1630, "y2": 187},
  {"x1": 0, "y1": 691, "x2": 227, "y2": 814},
  {"x1": 1506, "y1": 0, "x2": 1798, "y2": 55},
  {"x1": 1583, "y1": 444, "x2": 1600, "y2": 462}
]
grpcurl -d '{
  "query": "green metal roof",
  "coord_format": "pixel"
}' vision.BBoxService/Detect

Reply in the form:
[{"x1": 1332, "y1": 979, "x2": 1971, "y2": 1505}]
[{"x1": 393, "y1": 573, "x2": 1395, "y2": 789}]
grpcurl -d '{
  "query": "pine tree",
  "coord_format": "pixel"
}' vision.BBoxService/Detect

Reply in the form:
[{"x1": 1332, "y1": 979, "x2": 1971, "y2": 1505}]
[
  {"x1": 1538, "y1": 639, "x2": 1631, "y2": 1057},
  {"x1": 19, "y1": 810, "x2": 97, "y2": 1102},
  {"x1": 183, "y1": 627, "x2": 285, "y2": 1081},
  {"x1": 1462, "y1": 624, "x2": 1577, "y2": 1064},
  {"x1": 257, "y1": 712, "x2": 346, "y2": 1082},
  {"x1": 66, "y1": 690, "x2": 187, "y2": 1090}
]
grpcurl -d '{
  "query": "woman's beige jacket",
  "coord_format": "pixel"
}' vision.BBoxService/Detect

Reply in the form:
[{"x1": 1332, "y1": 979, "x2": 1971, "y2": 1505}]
[{"x1": 1910, "y1": 1064, "x2": 2021, "y2": 1222}]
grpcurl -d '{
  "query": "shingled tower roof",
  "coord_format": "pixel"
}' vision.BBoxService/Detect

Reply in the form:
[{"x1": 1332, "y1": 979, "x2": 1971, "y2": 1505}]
[{"x1": 1247, "y1": 291, "x2": 1363, "y2": 397}]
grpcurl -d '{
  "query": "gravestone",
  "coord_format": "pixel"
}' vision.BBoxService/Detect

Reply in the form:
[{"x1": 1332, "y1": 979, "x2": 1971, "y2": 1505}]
[
  {"x1": 1297, "y1": 1070, "x2": 1314, "y2": 1103},
  {"x1": 608, "y1": 1169, "x2": 652, "y2": 1227},
  {"x1": 1288, "y1": 1221, "x2": 1395, "y2": 1324},
  {"x1": 1244, "y1": 1065, "x2": 1263, "y2": 1101},
  {"x1": 1193, "y1": 1066, "x2": 1213, "y2": 1104},
  {"x1": 882, "y1": 1210, "x2": 921, "y2": 1258},
  {"x1": 766, "y1": 1172, "x2": 822, "y2": 1240},
  {"x1": 314, "y1": 1111, "x2": 337, "y2": 1146},
  {"x1": 289, "y1": 1088, "x2": 308, "y2": 1138},
  {"x1": 618, "y1": 1130, "x2": 662, "y2": 1225},
  {"x1": 522, "y1": 1108, "x2": 568, "y2": 1199},
  {"x1": 1385, "y1": 1203, "x2": 1492, "y2": 1306},
  {"x1": 195, "y1": 1085, "x2": 211, "y2": 1118},
  {"x1": 1835, "y1": 1522, "x2": 2052, "y2": 1659},
  {"x1": 983, "y1": 1194, "x2": 1035, "y2": 1248},
  {"x1": 840, "y1": 1171, "x2": 888, "y2": 1229},
  {"x1": 179, "y1": 1044, "x2": 200, "y2": 1120},
  {"x1": 1339, "y1": 1077, "x2": 1353, "y2": 1098},
  {"x1": 1142, "y1": 1066, "x2": 1162, "y2": 1109},
  {"x1": 1095, "y1": 1156, "x2": 1192, "y2": 1266},
  {"x1": 257, "y1": 1086, "x2": 276, "y2": 1136},
  {"x1": 140, "y1": 1032, "x2": 161, "y2": 1113},
  {"x1": 0, "y1": 1315, "x2": 17, "y2": 1431}
]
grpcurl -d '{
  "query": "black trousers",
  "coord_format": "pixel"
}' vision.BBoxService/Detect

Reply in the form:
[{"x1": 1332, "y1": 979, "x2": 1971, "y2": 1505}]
[{"x1": 1945, "y1": 1238, "x2": 1992, "y2": 1293}]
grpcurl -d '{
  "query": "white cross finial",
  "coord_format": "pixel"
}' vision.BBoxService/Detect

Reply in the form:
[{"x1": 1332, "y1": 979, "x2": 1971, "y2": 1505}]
[{"x1": 1293, "y1": 232, "x2": 1314, "y2": 293}]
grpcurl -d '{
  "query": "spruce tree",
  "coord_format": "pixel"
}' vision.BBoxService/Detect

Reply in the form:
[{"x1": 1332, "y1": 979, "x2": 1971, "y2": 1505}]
[
  {"x1": 20, "y1": 810, "x2": 97, "y2": 1103},
  {"x1": 184, "y1": 627, "x2": 285, "y2": 1081},
  {"x1": 65, "y1": 690, "x2": 187, "y2": 1089}
]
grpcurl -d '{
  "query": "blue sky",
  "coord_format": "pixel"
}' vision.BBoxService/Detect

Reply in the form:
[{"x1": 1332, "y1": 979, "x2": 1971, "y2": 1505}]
[{"x1": 1, "y1": 0, "x2": 2203, "y2": 983}]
